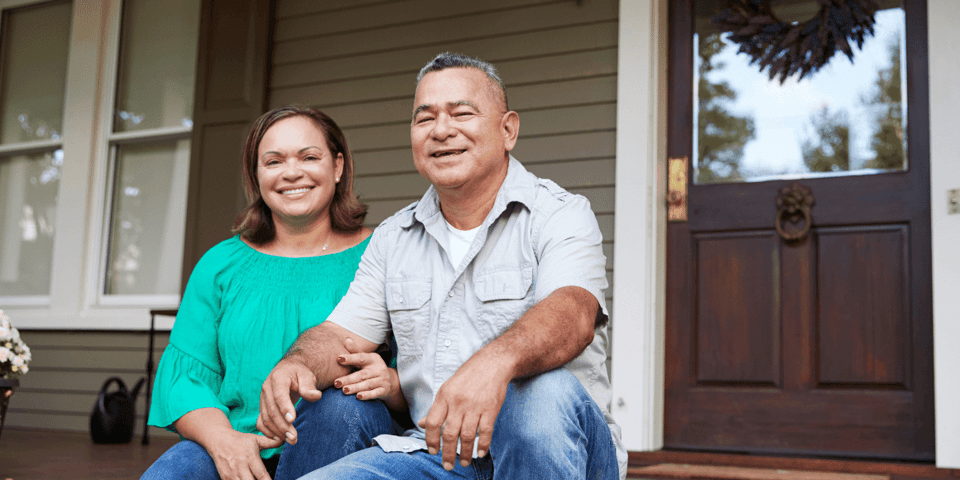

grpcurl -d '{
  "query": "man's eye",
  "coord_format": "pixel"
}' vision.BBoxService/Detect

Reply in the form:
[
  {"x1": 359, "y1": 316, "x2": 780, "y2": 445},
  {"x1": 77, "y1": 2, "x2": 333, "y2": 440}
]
[{"x1": 415, "y1": 116, "x2": 434, "y2": 124}]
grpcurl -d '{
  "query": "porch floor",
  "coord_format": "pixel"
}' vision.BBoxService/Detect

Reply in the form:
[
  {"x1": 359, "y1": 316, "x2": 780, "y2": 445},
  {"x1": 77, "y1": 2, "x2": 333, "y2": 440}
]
[{"x1": 3, "y1": 427, "x2": 959, "y2": 479}]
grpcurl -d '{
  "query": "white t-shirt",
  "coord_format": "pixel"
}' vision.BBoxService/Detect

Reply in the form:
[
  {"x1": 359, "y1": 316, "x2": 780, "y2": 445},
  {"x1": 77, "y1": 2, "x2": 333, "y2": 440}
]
[{"x1": 445, "y1": 219, "x2": 480, "y2": 268}]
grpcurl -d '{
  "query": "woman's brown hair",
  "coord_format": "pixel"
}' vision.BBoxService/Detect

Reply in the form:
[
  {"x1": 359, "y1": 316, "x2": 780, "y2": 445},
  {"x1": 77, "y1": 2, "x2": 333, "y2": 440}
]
[{"x1": 232, "y1": 105, "x2": 368, "y2": 244}]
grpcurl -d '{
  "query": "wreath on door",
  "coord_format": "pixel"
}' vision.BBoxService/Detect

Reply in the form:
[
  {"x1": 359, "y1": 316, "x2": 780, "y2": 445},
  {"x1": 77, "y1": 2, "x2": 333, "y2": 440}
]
[{"x1": 712, "y1": 0, "x2": 880, "y2": 84}]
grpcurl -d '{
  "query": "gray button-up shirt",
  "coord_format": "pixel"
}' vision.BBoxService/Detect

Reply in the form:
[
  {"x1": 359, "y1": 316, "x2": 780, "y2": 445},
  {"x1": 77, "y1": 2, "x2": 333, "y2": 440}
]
[{"x1": 329, "y1": 157, "x2": 625, "y2": 477}]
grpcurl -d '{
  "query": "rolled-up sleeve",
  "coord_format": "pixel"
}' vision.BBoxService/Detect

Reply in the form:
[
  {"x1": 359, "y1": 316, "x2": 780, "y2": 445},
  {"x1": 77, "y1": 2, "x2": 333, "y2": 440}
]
[
  {"x1": 327, "y1": 224, "x2": 391, "y2": 345},
  {"x1": 533, "y1": 194, "x2": 608, "y2": 314}
]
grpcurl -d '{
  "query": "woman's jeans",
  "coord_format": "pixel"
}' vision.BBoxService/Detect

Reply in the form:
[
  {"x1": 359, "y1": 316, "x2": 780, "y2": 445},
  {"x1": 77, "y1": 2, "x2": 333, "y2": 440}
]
[
  {"x1": 280, "y1": 368, "x2": 619, "y2": 480},
  {"x1": 140, "y1": 439, "x2": 279, "y2": 479}
]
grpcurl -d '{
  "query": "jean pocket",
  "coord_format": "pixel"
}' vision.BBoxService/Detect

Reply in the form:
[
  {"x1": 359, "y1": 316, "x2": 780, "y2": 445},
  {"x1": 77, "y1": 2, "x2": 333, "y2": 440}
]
[{"x1": 385, "y1": 279, "x2": 431, "y2": 361}]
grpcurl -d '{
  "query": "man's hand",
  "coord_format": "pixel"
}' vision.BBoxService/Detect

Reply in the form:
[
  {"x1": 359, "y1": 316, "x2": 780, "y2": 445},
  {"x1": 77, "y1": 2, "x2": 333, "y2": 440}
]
[
  {"x1": 207, "y1": 430, "x2": 283, "y2": 480},
  {"x1": 418, "y1": 354, "x2": 512, "y2": 470},
  {"x1": 257, "y1": 358, "x2": 323, "y2": 445}
]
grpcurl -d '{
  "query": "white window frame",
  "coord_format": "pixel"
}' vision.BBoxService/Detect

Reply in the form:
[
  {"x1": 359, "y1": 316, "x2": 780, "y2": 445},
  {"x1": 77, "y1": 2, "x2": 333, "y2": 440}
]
[{"x1": 1, "y1": 0, "x2": 192, "y2": 330}]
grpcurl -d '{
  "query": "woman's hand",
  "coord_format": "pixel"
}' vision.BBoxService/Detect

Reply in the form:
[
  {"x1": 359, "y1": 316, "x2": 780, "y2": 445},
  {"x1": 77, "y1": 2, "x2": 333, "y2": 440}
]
[
  {"x1": 206, "y1": 429, "x2": 283, "y2": 480},
  {"x1": 174, "y1": 408, "x2": 283, "y2": 480},
  {"x1": 334, "y1": 337, "x2": 407, "y2": 412}
]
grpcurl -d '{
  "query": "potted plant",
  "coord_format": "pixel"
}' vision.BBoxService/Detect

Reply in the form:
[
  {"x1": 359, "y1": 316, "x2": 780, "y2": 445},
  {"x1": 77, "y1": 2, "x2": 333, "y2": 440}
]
[{"x1": 0, "y1": 309, "x2": 31, "y2": 439}]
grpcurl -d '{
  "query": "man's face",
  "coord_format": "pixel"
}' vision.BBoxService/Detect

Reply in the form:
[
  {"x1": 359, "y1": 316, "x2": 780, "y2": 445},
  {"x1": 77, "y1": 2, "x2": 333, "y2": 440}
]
[{"x1": 410, "y1": 68, "x2": 516, "y2": 192}]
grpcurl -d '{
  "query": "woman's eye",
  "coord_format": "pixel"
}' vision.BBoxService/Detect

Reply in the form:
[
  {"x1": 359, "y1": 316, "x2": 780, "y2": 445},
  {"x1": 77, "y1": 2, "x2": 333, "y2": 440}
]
[{"x1": 305, "y1": 155, "x2": 319, "y2": 161}]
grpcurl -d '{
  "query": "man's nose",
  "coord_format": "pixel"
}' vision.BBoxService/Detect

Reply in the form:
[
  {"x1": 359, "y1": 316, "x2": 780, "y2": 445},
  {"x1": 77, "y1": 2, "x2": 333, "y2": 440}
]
[{"x1": 431, "y1": 114, "x2": 456, "y2": 140}]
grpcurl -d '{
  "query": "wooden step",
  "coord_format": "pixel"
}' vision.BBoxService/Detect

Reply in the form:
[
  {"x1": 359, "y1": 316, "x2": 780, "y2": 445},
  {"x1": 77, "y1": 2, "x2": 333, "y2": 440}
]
[{"x1": 629, "y1": 464, "x2": 889, "y2": 480}]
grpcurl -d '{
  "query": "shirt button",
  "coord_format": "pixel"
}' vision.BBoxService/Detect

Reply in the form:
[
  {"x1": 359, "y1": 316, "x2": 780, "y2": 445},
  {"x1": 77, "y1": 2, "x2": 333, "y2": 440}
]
[
  {"x1": 402, "y1": 445, "x2": 411, "y2": 451},
  {"x1": 448, "y1": 291, "x2": 454, "y2": 297},
  {"x1": 398, "y1": 296, "x2": 404, "y2": 303},
  {"x1": 444, "y1": 339, "x2": 452, "y2": 347}
]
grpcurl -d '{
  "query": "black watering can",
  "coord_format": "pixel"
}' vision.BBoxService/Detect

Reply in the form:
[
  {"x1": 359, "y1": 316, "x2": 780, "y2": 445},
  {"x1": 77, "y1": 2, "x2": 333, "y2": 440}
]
[{"x1": 90, "y1": 376, "x2": 145, "y2": 444}]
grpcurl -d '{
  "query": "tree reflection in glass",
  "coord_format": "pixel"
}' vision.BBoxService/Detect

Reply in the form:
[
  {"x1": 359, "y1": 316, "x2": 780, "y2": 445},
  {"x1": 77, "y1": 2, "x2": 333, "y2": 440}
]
[{"x1": 693, "y1": 0, "x2": 907, "y2": 184}]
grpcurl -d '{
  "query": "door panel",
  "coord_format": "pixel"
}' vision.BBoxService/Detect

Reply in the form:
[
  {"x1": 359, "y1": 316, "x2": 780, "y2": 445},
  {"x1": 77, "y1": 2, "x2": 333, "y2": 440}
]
[{"x1": 665, "y1": 0, "x2": 933, "y2": 460}]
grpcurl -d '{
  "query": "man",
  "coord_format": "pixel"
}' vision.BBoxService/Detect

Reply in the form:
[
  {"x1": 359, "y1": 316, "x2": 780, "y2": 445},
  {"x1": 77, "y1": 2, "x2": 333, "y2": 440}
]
[{"x1": 259, "y1": 53, "x2": 626, "y2": 480}]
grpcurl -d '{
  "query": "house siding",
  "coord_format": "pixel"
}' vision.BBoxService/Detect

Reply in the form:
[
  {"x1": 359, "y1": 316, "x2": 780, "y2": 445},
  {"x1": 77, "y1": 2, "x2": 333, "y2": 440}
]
[
  {"x1": 7, "y1": 330, "x2": 177, "y2": 438},
  {"x1": 269, "y1": 0, "x2": 619, "y2": 312}
]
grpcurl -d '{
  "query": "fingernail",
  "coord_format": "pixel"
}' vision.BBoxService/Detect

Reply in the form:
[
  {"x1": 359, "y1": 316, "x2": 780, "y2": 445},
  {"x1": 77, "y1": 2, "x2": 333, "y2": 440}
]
[
  {"x1": 443, "y1": 462, "x2": 453, "y2": 471},
  {"x1": 337, "y1": 355, "x2": 346, "y2": 363},
  {"x1": 285, "y1": 431, "x2": 295, "y2": 441},
  {"x1": 460, "y1": 459, "x2": 470, "y2": 467},
  {"x1": 428, "y1": 447, "x2": 438, "y2": 455},
  {"x1": 334, "y1": 380, "x2": 342, "y2": 388},
  {"x1": 285, "y1": 412, "x2": 294, "y2": 422},
  {"x1": 478, "y1": 450, "x2": 486, "y2": 458}
]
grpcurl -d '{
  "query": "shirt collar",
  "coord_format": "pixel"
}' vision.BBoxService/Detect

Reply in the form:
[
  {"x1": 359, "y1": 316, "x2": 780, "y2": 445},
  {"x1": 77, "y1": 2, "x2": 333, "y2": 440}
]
[{"x1": 406, "y1": 155, "x2": 534, "y2": 229}]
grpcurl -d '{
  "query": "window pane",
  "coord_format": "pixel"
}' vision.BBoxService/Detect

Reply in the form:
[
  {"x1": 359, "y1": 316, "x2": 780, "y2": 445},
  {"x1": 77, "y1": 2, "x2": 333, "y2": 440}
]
[
  {"x1": 105, "y1": 141, "x2": 189, "y2": 295},
  {"x1": 0, "y1": 1, "x2": 71, "y2": 144},
  {"x1": 113, "y1": 0, "x2": 200, "y2": 132},
  {"x1": 693, "y1": 0, "x2": 907, "y2": 184},
  {"x1": 0, "y1": 150, "x2": 62, "y2": 295}
]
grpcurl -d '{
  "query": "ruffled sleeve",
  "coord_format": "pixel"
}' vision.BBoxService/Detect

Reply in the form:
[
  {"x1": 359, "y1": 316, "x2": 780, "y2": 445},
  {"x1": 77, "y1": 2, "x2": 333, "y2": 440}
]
[{"x1": 147, "y1": 244, "x2": 228, "y2": 432}]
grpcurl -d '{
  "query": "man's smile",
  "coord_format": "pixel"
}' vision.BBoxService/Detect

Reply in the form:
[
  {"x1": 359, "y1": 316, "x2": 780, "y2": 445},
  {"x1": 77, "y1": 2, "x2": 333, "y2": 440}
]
[{"x1": 431, "y1": 149, "x2": 466, "y2": 158}]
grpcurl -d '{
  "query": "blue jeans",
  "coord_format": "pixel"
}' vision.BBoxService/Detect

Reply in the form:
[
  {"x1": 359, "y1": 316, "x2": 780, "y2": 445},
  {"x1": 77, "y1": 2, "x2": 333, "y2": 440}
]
[
  {"x1": 140, "y1": 438, "x2": 280, "y2": 479},
  {"x1": 287, "y1": 369, "x2": 619, "y2": 480},
  {"x1": 275, "y1": 388, "x2": 396, "y2": 479}
]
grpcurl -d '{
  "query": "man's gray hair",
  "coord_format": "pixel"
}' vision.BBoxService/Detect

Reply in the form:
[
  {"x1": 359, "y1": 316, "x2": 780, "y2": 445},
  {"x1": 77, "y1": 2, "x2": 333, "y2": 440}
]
[{"x1": 416, "y1": 52, "x2": 508, "y2": 109}]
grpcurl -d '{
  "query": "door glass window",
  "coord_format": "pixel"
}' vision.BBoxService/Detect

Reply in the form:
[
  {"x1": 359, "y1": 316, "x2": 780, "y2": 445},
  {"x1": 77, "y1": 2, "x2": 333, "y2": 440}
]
[{"x1": 693, "y1": 0, "x2": 907, "y2": 184}]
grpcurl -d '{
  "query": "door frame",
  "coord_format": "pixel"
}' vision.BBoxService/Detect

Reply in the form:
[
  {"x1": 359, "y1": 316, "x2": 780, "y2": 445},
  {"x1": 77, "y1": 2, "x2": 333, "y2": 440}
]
[{"x1": 609, "y1": 0, "x2": 960, "y2": 468}]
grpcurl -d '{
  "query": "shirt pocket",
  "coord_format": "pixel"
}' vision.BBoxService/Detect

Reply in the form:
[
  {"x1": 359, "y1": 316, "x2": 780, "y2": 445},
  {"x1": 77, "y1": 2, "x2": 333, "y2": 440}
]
[
  {"x1": 474, "y1": 266, "x2": 534, "y2": 342},
  {"x1": 385, "y1": 279, "x2": 431, "y2": 361}
]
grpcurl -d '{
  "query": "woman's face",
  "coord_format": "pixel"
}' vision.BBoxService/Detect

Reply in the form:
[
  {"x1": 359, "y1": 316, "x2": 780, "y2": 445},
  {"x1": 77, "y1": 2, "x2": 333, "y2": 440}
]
[{"x1": 256, "y1": 115, "x2": 344, "y2": 228}]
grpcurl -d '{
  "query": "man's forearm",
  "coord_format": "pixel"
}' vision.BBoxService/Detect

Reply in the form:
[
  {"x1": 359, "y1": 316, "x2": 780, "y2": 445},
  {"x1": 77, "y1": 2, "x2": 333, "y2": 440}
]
[
  {"x1": 286, "y1": 322, "x2": 377, "y2": 390},
  {"x1": 474, "y1": 285, "x2": 598, "y2": 380}
]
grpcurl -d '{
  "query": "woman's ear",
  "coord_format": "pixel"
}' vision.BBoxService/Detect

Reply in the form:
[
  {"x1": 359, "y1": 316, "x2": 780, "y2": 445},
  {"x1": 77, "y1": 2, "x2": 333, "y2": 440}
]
[{"x1": 335, "y1": 152, "x2": 344, "y2": 182}]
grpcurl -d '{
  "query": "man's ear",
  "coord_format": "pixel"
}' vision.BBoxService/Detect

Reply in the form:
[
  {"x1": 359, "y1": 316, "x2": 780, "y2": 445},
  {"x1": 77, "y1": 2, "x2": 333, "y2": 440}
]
[{"x1": 501, "y1": 110, "x2": 520, "y2": 152}]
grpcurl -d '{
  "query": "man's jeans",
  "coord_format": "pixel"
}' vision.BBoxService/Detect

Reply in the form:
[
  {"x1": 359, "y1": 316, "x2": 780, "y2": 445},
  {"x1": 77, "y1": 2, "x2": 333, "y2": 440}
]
[{"x1": 278, "y1": 368, "x2": 619, "y2": 480}]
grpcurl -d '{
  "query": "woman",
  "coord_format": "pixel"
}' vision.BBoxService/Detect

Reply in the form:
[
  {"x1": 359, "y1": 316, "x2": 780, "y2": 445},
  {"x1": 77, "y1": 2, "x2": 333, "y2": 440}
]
[{"x1": 142, "y1": 106, "x2": 404, "y2": 480}]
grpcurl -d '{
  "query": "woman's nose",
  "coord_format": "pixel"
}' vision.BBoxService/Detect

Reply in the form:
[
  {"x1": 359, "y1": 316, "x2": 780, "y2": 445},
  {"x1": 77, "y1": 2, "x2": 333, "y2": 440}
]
[{"x1": 280, "y1": 159, "x2": 304, "y2": 179}]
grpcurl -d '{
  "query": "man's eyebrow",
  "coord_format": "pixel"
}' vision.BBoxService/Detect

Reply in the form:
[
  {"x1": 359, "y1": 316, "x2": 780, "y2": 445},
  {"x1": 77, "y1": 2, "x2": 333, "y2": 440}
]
[
  {"x1": 412, "y1": 103, "x2": 432, "y2": 120},
  {"x1": 412, "y1": 100, "x2": 479, "y2": 120}
]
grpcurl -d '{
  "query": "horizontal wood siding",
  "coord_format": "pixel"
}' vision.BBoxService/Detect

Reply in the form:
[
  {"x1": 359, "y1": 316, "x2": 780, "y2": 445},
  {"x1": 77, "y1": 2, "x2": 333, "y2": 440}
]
[
  {"x1": 271, "y1": 0, "x2": 619, "y2": 370},
  {"x1": 6, "y1": 330, "x2": 178, "y2": 438}
]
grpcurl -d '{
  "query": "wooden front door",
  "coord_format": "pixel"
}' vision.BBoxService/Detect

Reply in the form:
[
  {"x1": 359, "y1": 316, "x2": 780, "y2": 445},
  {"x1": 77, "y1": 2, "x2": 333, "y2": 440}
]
[{"x1": 664, "y1": 0, "x2": 934, "y2": 460}]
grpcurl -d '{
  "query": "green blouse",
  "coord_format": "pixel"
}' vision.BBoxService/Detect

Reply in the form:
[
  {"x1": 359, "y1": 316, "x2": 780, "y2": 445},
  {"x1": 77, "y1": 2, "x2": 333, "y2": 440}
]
[{"x1": 147, "y1": 235, "x2": 371, "y2": 459}]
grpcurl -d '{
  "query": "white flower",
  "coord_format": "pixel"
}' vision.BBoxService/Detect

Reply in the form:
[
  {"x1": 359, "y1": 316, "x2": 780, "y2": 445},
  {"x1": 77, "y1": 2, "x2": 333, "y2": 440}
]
[{"x1": 0, "y1": 310, "x2": 30, "y2": 378}]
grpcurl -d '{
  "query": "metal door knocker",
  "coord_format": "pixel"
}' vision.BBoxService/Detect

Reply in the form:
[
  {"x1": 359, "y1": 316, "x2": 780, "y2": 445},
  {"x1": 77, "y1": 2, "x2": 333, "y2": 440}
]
[{"x1": 775, "y1": 183, "x2": 815, "y2": 243}]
